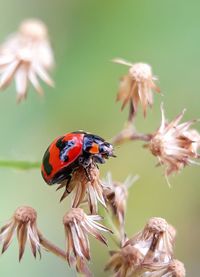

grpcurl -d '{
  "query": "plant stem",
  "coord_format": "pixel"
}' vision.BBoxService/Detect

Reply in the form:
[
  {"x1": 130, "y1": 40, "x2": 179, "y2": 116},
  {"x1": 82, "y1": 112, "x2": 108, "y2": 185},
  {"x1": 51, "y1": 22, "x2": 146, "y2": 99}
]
[
  {"x1": 38, "y1": 230, "x2": 67, "y2": 261},
  {"x1": 112, "y1": 122, "x2": 151, "y2": 145},
  {"x1": 100, "y1": 207, "x2": 121, "y2": 247},
  {"x1": 0, "y1": 160, "x2": 41, "y2": 170}
]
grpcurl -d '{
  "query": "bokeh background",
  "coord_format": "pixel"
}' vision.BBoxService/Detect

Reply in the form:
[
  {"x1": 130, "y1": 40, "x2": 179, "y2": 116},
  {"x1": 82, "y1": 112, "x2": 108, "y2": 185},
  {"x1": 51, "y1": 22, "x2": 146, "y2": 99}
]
[{"x1": 0, "y1": 0, "x2": 199, "y2": 276}]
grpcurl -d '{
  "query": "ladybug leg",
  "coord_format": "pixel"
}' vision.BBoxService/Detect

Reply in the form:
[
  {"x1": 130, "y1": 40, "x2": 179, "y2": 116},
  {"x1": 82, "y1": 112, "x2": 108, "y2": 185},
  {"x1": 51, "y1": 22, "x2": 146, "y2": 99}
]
[
  {"x1": 78, "y1": 156, "x2": 93, "y2": 181},
  {"x1": 84, "y1": 166, "x2": 92, "y2": 181},
  {"x1": 92, "y1": 154, "x2": 105, "y2": 164},
  {"x1": 78, "y1": 156, "x2": 91, "y2": 167}
]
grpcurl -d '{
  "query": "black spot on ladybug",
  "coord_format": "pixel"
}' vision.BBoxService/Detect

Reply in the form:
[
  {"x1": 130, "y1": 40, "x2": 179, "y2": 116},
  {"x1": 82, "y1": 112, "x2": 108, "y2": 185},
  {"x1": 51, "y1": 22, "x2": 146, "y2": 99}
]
[
  {"x1": 55, "y1": 136, "x2": 65, "y2": 150},
  {"x1": 43, "y1": 147, "x2": 53, "y2": 176},
  {"x1": 56, "y1": 137, "x2": 75, "y2": 162}
]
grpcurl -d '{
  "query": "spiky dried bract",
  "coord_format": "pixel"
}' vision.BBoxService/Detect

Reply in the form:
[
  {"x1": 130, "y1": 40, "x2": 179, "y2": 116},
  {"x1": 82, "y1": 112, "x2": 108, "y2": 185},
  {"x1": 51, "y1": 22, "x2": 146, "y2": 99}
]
[
  {"x1": 0, "y1": 18, "x2": 54, "y2": 102},
  {"x1": 113, "y1": 58, "x2": 160, "y2": 119},
  {"x1": 63, "y1": 208, "x2": 111, "y2": 276},
  {"x1": 106, "y1": 217, "x2": 181, "y2": 277},
  {"x1": 105, "y1": 244, "x2": 144, "y2": 277},
  {"x1": 147, "y1": 105, "x2": 200, "y2": 177},
  {"x1": 58, "y1": 164, "x2": 107, "y2": 214},
  {"x1": 103, "y1": 173, "x2": 138, "y2": 239},
  {"x1": 126, "y1": 217, "x2": 176, "y2": 264},
  {"x1": 141, "y1": 259, "x2": 186, "y2": 277},
  {"x1": 0, "y1": 206, "x2": 41, "y2": 260}
]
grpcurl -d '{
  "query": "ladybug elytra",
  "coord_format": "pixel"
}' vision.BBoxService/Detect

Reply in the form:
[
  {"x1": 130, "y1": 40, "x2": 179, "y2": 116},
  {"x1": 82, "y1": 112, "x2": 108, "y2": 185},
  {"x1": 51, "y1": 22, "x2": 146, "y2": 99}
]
[{"x1": 41, "y1": 131, "x2": 115, "y2": 185}]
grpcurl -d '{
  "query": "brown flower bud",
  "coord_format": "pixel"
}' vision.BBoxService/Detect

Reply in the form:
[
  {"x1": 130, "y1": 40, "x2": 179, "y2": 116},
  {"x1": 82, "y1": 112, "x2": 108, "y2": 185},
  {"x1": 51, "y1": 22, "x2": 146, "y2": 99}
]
[
  {"x1": 142, "y1": 259, "x2": 186, "y2": 277},
  {"x1": 0, "y1": 18, "x2": 54, "y2": 101},
  {"x1": 113, "y1": 58, "x2": 160, "y2": 120},
  {"x1": 63, "y1": 208, "x2": 112, "y2": 275},
  {"x1": 125, "y1": 217, "x2": 176, "y2": 264},
  {"x1": 105, "y1": 244, "x2": 144, "y2": 277},
  {"x1": 0, "y1": 206, "x2": 41, "y2": 260},
  {"x1": 58, "y1": 164, "x2": 107, "y2": 214},
  {"x1": 147, "y1": 104, "x2": 200, "y2": 178}
]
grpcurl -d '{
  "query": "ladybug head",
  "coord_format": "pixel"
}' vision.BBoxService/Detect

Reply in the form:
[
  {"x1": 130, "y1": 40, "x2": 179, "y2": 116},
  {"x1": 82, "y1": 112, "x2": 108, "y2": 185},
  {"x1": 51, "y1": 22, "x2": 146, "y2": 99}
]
[{"x1": 83, "y1": 134, "x2": 115, "y2": 163}]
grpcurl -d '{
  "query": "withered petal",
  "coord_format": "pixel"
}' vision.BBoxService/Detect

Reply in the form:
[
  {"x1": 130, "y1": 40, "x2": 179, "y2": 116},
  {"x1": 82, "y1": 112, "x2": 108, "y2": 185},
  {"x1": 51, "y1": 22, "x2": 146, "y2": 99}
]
[{"x1": 17, "y1": 223, "x2": 28, "y2": 261}]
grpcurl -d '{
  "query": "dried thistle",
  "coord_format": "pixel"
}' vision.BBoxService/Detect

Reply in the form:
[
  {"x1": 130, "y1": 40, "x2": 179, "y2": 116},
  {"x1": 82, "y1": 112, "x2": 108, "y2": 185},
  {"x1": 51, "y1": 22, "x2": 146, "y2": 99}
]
[
  {"x1": 113, "y1": 58, "x2": 160, "y2": 120},
  {"x1": 103, "y1": 173, "x2": 138, "y2": 240},
  {"x1": 58, "y1": 164, "x2": 107, "y2": 214},
  {"x1": 142, "y1": 259, "x2": 186, "y2": 277},
  {"x1": 147, "y1": 104, "x2": 200, "y2": 178},
  {"x1": 105, "y1": 244, "x2": 144, "y2": 277},
  {"x1": 0, "y1": 206, "x2": 41, "y2": 260},
  {"x1": 0, "y1": 18, "x2": 54, "y2": 101},
  {"x1": 125, "y1": 217, "x2": 176, "y2": 264},
  {"x1": 106, "y1": 217, "x2": 181, "y2": 277},
  {"x1": 63, "y1": 208, "x2": 112, "y2": 276}
]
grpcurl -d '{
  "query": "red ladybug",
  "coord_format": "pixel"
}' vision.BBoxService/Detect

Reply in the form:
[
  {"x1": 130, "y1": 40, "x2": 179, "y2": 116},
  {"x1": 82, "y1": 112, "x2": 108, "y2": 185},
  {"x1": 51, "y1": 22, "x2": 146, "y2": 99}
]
[{"x1": 41, "y1": 131, "x2": 114, "y2": 185}]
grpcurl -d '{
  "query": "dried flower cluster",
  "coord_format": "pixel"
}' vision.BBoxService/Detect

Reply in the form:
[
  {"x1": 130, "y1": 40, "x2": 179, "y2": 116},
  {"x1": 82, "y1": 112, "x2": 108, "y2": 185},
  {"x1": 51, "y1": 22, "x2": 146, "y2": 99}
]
[
  {"x1": 57, "y1": 164, "x2": 107, "y2": 214},
  {"x1": 113, "y1": 58, "x2": 160, "y2": 120},
  {"x1": 63, "y1": 208, "x2": 111, "y2": 275},
  {"x1": 147, "y1": 104, "x2": 200, "y2": 177},
  {"x1": 113, "y1": 58, "x2": 200, "y2": 180},
  {"x1": 0, "y1": 18, "x2": 54, "y2": 101},
  {"x1": 103, "y1": 173, "x2": 138, "y2": 242},
  {"x1": 106, "y1": 217, "x2": 185, "y2": 277},
  {"x1": 0, "y1": 206, "x2": 41, "y2": 260},
  {"x1": 0, "y1": 17, "x2": 194, "y2": 277}
]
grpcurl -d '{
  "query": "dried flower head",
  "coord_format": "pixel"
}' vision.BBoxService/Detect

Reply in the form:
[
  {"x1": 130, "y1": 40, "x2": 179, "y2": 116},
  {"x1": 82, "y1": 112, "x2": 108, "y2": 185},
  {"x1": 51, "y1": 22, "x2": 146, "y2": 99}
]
[
  {"x1": 147, "y1": 104, "x2": 200, "y2": 177},
  {"x1": 103, "y1": 173, "x2": 138, "y2": 238},
  {"x1": 0, "y1": 18, "x2": 54, "y2": 102},
  {"x1": 58, "y1": 163, "x2": 107, "y2": 214},
  {"x1": 0, "y1": 206, "x2": 41, "y2": 260},
  {"x1": 125, "y1": 217, "x2": 176, "y2": 264},
  {"x1": 113, "y1": 58, "x2": 160, "y2": 120},
  {"x1": 142, "y1": 259, "x2": 186, "y2": 277},
  {"x1": 63, "y1": 208, "x2": 111, "y2": 276},
  {"x1": 105, "y1": 244, "x2": 144, "y2": 277}
]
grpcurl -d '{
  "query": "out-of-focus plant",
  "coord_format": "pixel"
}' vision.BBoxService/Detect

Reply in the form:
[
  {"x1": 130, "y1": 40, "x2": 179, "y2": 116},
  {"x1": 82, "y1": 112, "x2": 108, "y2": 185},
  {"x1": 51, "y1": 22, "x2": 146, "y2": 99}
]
[
  {"x1": 0, "y1": 18, "x2": 54, "y2": 102},
  {"x1": 1, "y1": 18, "x2": 198, "y2": 277}
]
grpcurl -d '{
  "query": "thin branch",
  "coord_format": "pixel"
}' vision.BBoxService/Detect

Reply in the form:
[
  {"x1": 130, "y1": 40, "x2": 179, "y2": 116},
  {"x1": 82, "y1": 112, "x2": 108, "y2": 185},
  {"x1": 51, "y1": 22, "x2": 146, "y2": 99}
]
[
  {"x1": 99, "y1": 207, "x2": 121, "y2": 247},
  {"x1": 0, "y1": 160, "x2": 41, "y2": 170},
  {"x1": 112, "y1": 125, "x2": 152, "y2": 145},
  {"x1": 37, "y1": 230, "x2": 67, "y2": 261}
]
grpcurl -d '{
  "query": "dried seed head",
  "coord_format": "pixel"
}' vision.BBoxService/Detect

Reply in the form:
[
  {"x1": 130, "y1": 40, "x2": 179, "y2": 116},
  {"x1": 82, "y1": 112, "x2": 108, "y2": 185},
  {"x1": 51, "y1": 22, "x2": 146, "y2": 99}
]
[
  {"x1": 168, "y1": 259, "x2": 186, "y2": 277},
  {"x1": 129, "y1": 63, "x2": 152, "y2": 82},
  {"x1": 14, "y1": 206, "x2": 37, "y2": 224},
  {"x1": 147, "y1": 104, "x2": 200, "y2": 177},
  {"x1": 63, "y1": 208, "x2": 85, "y2": 225},
  {"x1": 58, "y1": 164, "x2": 107, "y2": 214},
  {"x1": 19, "y1": 19, "x2": 48, "y2": 40},
  {"x1": 113, "y1": 58, "x2": 160, "y2": 119},
  {"x1": 142, "y1": 259, "x2": 186, "y2": 277},
  {"x1": 105, "y1": 244, "x2": 144, "y2": 276},
  {"x1": 145, "y1": 217, "x2": 168, "y2": 234},
  {"x1": 125, "y1": 217, "x2": 176, "y2": 264},
  {"x1": 103, "y1": 173, "x2": 138, "y2": 243},
  {"x1": 0, "y1": 206, "x2": 41, "y2": 260},
  {"x1": 0, "y1": 18, "x2": 54, "y2": 101},
  {"x1": 63, "y1": 208, "x2": 111, "y2": 274}
]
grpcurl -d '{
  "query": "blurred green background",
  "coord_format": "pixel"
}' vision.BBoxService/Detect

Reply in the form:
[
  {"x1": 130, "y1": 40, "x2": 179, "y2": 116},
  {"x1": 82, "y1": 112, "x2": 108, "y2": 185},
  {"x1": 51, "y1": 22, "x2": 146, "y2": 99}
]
[{"x1": 0, "y1": 0, "x2": 199, "y2": 276}]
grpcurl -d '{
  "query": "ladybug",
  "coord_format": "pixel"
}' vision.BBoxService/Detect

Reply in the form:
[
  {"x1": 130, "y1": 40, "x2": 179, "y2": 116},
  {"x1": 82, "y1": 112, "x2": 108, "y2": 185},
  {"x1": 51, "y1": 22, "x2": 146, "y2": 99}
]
[{"x1": 41, "y1": 131, "x2": 115, "y2": 185}]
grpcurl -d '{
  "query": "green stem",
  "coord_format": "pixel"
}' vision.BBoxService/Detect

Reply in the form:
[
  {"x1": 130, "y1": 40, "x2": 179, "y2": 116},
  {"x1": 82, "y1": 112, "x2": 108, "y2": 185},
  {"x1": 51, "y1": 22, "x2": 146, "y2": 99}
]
[
  {"x1": 0, "y1": 160, "x2": 41, "y2": 170},
  {"x1": 100, "y1": 207, "x2": 121, "y2": 247}
]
